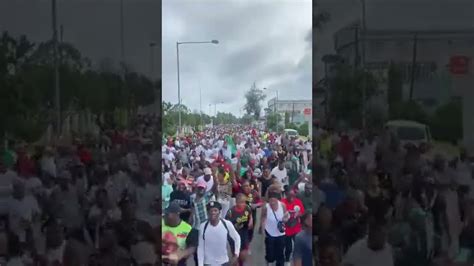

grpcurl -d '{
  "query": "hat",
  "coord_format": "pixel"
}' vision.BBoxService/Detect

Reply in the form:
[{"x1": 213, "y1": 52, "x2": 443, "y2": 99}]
[
  {"x1": 204, "y1": 168, "x2": 212, "y2": 175},
  {"x1": 206, "y1": 201, "x2": 222, "y2": 211},
  {"x1": 196, "y1": 180, "x2": 207, "y2": 189},
  {"x1": 253, "y1": 168, "x2": 262, "y2": 177},
  {"x1": 165, "y1": 202, "x2": 182, "y2": 214}
]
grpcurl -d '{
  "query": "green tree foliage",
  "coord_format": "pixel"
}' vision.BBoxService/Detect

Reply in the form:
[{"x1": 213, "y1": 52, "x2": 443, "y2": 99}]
[
  {"x1": 0, "y1": 31, "x2": 157, "y2": 141},
  {"x1": 299, "y1": 122, "x2": 309, "y2": 137},
  {"x1": 215, "y1": 112, "x2": 238, "y2": 125},
  {"x1": 391, "y1": 101, "x2": 429, "y2": 124},
  {"x1": 329, "y1": 64, "x2": 378, "y2": 127},
  {"x1": 284, "y1": 112, "x2": 290, "y2": 127},
  {"x1": 430, "y1": 100, "x2": 462, "y2": 143},
  {"x1": 244, "y1": 83, "x2": 266, "y2": 119},
  {"x1": 266, "y1": 113, "x2": 281, "y2": 131}
]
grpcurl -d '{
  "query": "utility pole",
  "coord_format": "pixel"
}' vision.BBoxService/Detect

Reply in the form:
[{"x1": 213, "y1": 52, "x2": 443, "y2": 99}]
[
  {"x1": 199, "y1": 86, "x2": 202, "y2": 129},
  {"x1": 409, "y1": 33, "x2": 418, "y2": 101},
  {"x1": 291, "y1": 102, "x2": 295, "y2": 123},
  {"x1": 52, "y1": 0, "x2": 61, "y2": 135},
  {"x1": 360, "y1": 0, "x2": 367, "y2": 131}
]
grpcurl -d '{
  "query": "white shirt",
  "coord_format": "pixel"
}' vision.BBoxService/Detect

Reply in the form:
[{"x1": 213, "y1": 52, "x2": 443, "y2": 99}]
[
  {"x1": 271, "y1": 167, "x2": 288, "y2": 185},
  {"x1": 197, "y1": 219, "x2": 241, "y2": 266},
  {"x1": 264, "y1": 202, "x2": 286, "y2": 237},
  {"x1": 8, "y1": 195, "x2": 40, "y2": 242},
  {"x1": 40, "y1": 156, "x2": 56, "y2": 178},
  {"x1": 342, "y1": 238, "x2": 394, "y2": 266},
  {"x1": 197, "y1": 175, "x2": 214, "y2": 194}
]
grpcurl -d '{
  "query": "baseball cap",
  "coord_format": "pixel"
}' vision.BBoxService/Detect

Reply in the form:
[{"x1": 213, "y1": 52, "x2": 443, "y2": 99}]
[
  {"x1": 204, "y1": 168, "x2": 212, "y2": 175},
  {"x1": 165, "y1": 202, "x2": 182, "y2": 215},
  {"x1": 253, "y1": 168, "x2": 262, "y2": 177},
  {"x1": 206, "y1": 201, "x2": 222, "y2": 211},
  {"x1": 196, "y1": 180, "x2": 207, "y2": 189}
]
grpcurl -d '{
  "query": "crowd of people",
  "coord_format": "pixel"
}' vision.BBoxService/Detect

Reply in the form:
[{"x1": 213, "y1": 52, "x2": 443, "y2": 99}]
[
  {"x1": 0, "y1": 115, "x2": 163, "y2": 265},
  {"x1": 161, "y1": 125, "x2": 313, "y2": 266},
  {"x1": 313, "y1": 124, "x2": 474, "y2": 266}
]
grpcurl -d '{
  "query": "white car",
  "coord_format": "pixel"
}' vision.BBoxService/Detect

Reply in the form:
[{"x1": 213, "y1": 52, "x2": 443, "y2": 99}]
[
  {"x1": 385, "y1": 120, "x2": 432, "y2": 148},
  {"x1": 284, "y1": 128, "x2": 299, "y2": 139}
]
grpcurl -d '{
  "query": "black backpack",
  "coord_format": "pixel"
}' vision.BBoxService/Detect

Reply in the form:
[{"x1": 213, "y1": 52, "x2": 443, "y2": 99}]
[{"x1": 202, "y1": 219, "x2": 235, "y2": 252}]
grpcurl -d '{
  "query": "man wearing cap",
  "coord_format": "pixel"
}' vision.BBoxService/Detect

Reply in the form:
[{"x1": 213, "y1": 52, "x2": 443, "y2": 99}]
[
  {"x1": 162, "y1": 202, "x2": 198, "y2": 266},
  {"x1": 198, "y1": 201, "x2": 240, "y2": 266},
  {"x1": 170, "y1": 179, "x2": 193, "y2": 223},
  {"x1": 197, "y1": 167, "x2": 215, "y2": 195},
  {"x1": 190, "y1": 180, "x2": 215, "y2": 228}
]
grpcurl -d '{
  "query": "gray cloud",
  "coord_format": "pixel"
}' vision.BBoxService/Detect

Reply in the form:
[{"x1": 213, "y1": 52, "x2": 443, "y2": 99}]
[
  {"x1": 0, "y1": 0, "x2": 161, "y2": 78},
  {"x1": 162, "y1": 0, "x2": 312, "y2": 116}
]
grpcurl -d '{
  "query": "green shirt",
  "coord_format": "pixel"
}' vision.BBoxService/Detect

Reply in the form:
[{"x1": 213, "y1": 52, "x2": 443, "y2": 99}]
[{"x1": 162, "y1": 220, "x2": 193, "y2": 250}]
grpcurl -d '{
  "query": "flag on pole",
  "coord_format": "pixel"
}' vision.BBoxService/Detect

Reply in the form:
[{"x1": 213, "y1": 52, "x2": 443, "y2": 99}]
[{"x1": 224, "y1": 135, "x2": 237, "y2": 156}]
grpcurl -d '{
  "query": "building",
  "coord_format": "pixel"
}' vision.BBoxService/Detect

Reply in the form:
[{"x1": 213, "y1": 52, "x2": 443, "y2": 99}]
[
  {"x1": 267, "y1": 98, "x2": 312, "y2": 125},
  {"x1": 333, "y1": 22, "x2": 474, "y2": 152}
]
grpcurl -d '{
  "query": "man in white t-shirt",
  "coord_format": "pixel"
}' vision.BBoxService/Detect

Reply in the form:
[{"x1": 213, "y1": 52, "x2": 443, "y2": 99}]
[
  {"x1": 342, "y1": 219, "x2": 394, "y2": 266},
  {"x1": 271, "y1": 161, "x2": 288, "y2": 186},
  {"x1": 8, "y1": 178, "x2": 41, "y2": 243},
  {"x1": 198, "y1": 201, "x2": 240, "y2": 266},
  {"x1": 197, "y1": 168, "x2": 214, "y2": 194}
]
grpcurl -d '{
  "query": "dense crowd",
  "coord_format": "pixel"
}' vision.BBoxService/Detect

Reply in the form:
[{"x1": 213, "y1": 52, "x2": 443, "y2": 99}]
[
  {"x1": 161, "y1": 125, "x2": 313, "y2": 266},
  {"x1": 313, "y1": 124, "x2": 474, "y2": 266},
  {"x1": 0, "y1": 115, "x2": 162, "y2": 265}
]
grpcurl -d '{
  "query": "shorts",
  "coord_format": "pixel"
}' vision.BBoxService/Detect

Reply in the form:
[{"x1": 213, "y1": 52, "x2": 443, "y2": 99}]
[{"x1": 229, "y1": 228, "x2": 249, "y2": 252}]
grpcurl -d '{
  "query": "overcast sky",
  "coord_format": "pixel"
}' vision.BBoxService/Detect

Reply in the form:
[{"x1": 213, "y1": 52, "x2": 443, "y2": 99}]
[
  {"x1": 162, "y1": 0, "x2": 312, "y2": 117},
  {"x1": 0, "y1": 0, "x2": 161, "y2": 77},
  {"x1": 316, "y1": 0, "x2": 474, "y2": 80}
]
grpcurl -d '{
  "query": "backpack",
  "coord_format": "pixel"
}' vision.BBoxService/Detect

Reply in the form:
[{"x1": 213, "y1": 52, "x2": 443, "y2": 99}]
[{"x1": 202, "y1": 219, "x2": 235, "y2": 252}]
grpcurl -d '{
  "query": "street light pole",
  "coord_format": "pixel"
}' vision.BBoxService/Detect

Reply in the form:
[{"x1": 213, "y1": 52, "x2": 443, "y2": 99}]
[
  {"x1": 149, "y1": 42, "x2": 156, "y2": 78},
  {"x1": 120, "y1": 0, "x2": 125, "y2": 61},
  {"x1": 176, "y1": 42, "x2": 182, "y2": 131},
  {"x1": 51, "y1": 0, "x2": 60, "y2": 135},
  {"x1": 176, "y1": 40, "x2": 219, "y2": 132},
  {"x1": 360, "y1": 0, "x2": 367, "y2": 131},
  {"x1": 200, "y1": 86, "x2": 202, "y2": 129},
  {"x1": 264, "y1": 87, "x2": 279, "y2": 113}
]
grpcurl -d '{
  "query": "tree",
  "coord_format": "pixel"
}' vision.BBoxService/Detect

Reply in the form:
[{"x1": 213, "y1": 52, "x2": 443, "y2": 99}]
[
  {"x1": 284, "y1": 112, "x2": 290, "y2": 127},
  {"x1": 266, "y1": 113, "x2": 281, "y2": 131},
  {"x1": 387, "y1": 63, "x2": 403, "y2": 118},
  {"x1": 244, "y1": 83, "x2": 266, "y2": 120},
  {"x1": 329, "y1": 64, "x2": 378, "y2": 127},
  {"x1": 392, "y1": 101, "x2": 429, "y2": 124},
  {"x1": 299, "y1": 122, "x2": 309, "y2": 137},
  {"x1": 430, "y1": 100, "x2": 462, "y2": 142},
  {"x1": 0, "y1": 31, "x2": 157, "y2": 141}
]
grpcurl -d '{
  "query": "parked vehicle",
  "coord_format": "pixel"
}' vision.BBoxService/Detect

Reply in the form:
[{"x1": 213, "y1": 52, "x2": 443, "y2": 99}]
[{"x1": 385, "y1": 120, "x2": 432, "y2": 148}]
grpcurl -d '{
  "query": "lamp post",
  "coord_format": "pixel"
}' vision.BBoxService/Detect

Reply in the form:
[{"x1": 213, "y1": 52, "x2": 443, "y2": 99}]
[
  {"x1": 214, "y1": 101, "x2": 224, "y2": 117},
  {"x1": 263, "y1": 87, "x2": 279, "y2": 113},
  {"x1": 176, "y1": 40, "x2": 219, "y2": 132},
  {"x1": 149, "y1": 42, "x2": 156, "y2": 78},
  {"x1": 51, "y1": 0, "x2": 61, "y2": 134}
]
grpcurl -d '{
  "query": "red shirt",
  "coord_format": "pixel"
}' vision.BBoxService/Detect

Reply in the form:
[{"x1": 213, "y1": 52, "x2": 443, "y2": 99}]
[{"x1": 280, "y1": 197, "x2": 305, "y2": 236}]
